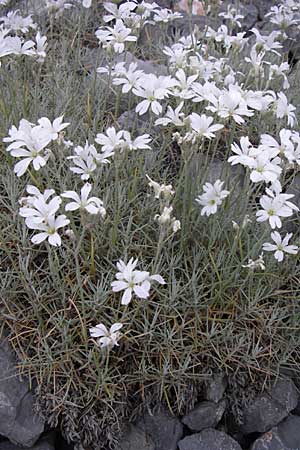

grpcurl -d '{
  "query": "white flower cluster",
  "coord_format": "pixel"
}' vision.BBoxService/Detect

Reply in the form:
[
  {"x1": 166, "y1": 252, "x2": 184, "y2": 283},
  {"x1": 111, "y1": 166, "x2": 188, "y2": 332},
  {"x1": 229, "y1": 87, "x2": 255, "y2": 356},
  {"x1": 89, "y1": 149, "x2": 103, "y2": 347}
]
[
  {"x1": 67, "y1": 127, "x2": 151, "y2": 180},
  {"x1": 45, "y1": 0, "x2": 92, "y2": 16},
  {"x1": 90, "y1": 257, "x2": 166, "y2": 349},
  {"x1": 0, "y1": 7, "x2": 47, "y2": 63},
  {"x1": 4, "y1": 115, "x2": 154, "y2": 250},
  {"x1": 5, "y1": 116, "x2": 69, "y2": 176},
  {"x1": 95, "y1": 0, "x2": 181, "y2": 54},
  {"x1": 4, "y1": 0, "x2": 300, "y2": 350},
  {"x1": 147, "y1": 175, "x2": 180, "y2": 233}
]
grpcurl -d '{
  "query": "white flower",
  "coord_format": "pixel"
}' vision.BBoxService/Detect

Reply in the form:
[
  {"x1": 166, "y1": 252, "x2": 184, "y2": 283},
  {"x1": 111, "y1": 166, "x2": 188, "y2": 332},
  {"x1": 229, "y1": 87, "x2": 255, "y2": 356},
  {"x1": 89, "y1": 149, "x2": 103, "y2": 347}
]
[
  {"x1": 276, "y1": 92, "x2": 296, "y2": 127},
  {"x1": 219, "y1": 5, "x2": 244, "y2": 27},
  {"x1": 260, "y1": 129, "x2": 294, "y2": 159},
  {"x1": 95, "y1": 127, "x2": 124, "y2": 152},
  {"x1": 244, "y1": 47, "x2": 268, "y2": 76},
  {"x1": 256, "y1": 189, "x2": 299, "y2": 229},
  {"x1": 262, "y1": 232, "x2": 298, "y2": 262},
  {"x1": 113, "y1": 62, "x2": 144, "y2": 93},
  {"x1": 153, "y1": 8, "x2": 182, "y2": 23},
  {"x1": 195, "y1": 180, "x2": 229, "y2": 217},
  {"x1": 0, "y1": 35, "x2": 35, "y2": 58},
  {"x1": 122, "y1": 132, "x2": 152, "y2": 151},
  {"x1": 38, "y1": 115, "x2": 69, "y2": 140},
  {"x1": 19, "y1": 185, "x2": 55, "y2": 207},
  {"x1": 207, "y1": 87, "x2": 253, "y2": 124},
  {"x1": 189, "y1": 113, "x2": 223, "y2": 139},
  {"x1": 19, "y1": 193, "x2": 61, "y2": 225},
  {"x1": 286, "y1": 131, "x2": 300, "y2": 164},
  {"x1": 154, "y1": 206, "x2": 181, "y2": 233},
  {"x1": 103, "y1": 1, "x2": 137, "y2": 22},
  {"x1": 5, "y1": 120, "x2": 52, "y2": 177},
  {"x1": 266, "y1": 4, "x2": 298, "y2": 29},
  {"x1": 0, "y1": 10, "x2": 36, "y2": 33},
  {"x1": 27, "y1": 214, "x2": 70, "y2": 247},
  {"x1": 34, "y1": 32, "x2": 47, "y2": 63},
  {"x1": 68, "y1": 142, "x2": 98, "y2": 180},
  {"x1": 96, "y1": 19, "x2": 137, "y2": 54},
  {"x1": 82, "y1": 0, "x2": 92, "y2": 7},
  {"x1": 111, "y1": 258, "x2": 165, "y2": 305},
  {"x1": 228, "y1": 136, "x2": 258, "y2": 167},
  {"x1": 242, "y1": 253, "x2": 265, "y2": 271},
  {"x1": 249, "y1": 152, "x2": 282, "y2": 184},
  {"x1": 155, "y1": 102, "x2": 186, "y2": 127},
  {"x1": 133, "y1": 74, "x2": 175, "y2": 116},
  {"x1": 155, "y1": 206, "x2": 173, "y2": 224},
  {"x1": 61, "y1": 183, "x2": 106, "y2": 217},
  {"x1": 163, "y1": 44, "x2": 190, "y2": 70},
  {"x1": 207, "y1": 25, "x2": 233, "y2": 49},
  {"x1": 232, "y1": 215, "x2": 252, "y2": 231},
  {"x1": 172, "y1": 219, "x2": 181, "y2": 232},
  {"x1": 269, "y1": 62, "x2": 290, "y2": 89},
  {"x1": 250, "y1": 28, "x2": 282, "y2": 55},
  {"x1": 146, "y1": 174, "x2": 174, "y2": 200},
  {"x1": 172, "y1": 69, "x2": 198, "y2": 100},
  {"x1": 89, "y1": 323, "x2": 123, "y2": 349}
]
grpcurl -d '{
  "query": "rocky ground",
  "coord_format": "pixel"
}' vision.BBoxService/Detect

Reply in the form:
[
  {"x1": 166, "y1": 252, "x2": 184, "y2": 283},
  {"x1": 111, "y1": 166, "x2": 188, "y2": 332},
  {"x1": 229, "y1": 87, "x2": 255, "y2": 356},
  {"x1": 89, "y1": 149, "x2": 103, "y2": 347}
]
[{"x1": 2, "y1": 335, "x2": 300, "y2": 450}]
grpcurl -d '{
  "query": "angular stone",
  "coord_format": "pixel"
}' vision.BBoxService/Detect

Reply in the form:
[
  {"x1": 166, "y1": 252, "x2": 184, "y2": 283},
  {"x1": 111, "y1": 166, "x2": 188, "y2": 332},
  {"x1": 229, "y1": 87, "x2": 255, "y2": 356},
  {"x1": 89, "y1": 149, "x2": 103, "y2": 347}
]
[
  {"x1": 251, "y1": 431, "x2": 285, "y2": 450},
  {"x1": 138, "y1": 407, "x2": 183, "y2": 450},
  {"x1": 270, "y1": 378, "x2": 299, "y2": 409},
  {"x1": 182, "y1": 400, "x2": 226, "y2": 432},
  {"x1": 0, "y1": 340, "x2": 44, "y2": 447},
  {"x1": 277, "y1": 415, "x2": 300, "y2": 449},
  {"x1": 178, "y1": 428, "x2": 242, "y2": 450},
  {"x1": 0, "y1": 433, "x2": 55, "y2": 450},
  {"x1": 241, "y1": 378, "x2": 299, "y2": 434},
  {"x1": 119, "y1": 424, "x2": 155, "y2": 450},
  {"x1": 204, "y1": 373, "x2": 228, "y2": 403},
  {"x1": 251, "y1": 415, "x2": 300, "y2": 450}
]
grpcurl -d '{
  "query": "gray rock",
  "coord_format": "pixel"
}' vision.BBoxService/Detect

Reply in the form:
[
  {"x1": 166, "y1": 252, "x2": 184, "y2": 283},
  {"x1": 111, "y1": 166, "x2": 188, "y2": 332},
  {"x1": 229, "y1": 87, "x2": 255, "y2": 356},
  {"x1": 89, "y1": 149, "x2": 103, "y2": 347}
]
[
  {"x1": 276, "y1": 415, "x2": 300, "y2": 449},
  {"x1": 240, "y1": 3, "x2": 259, "y2": 30},
  {"x1": 219, "y1": 1, "x2": 259, "y2": 31},
  {"x1": 241, "y1": 378, "x2": 299, "y2": 434},
  {"x1": 251, "y1": 431, "x2": 285, "y2": 450},
  {"x1": 0, "y1": 433, "x2": 55, "y2": 450},
  {"x1": 83, "y1": 49, "x2": 167, "y2": 76},
  {"x1": 182, "y1": 400, "x2": 226, "y2": 432},
  {"x1": 251, "y1": 415, "x2": 300, "y2": 450},
  {"x1": 191, "y1": 155, "x2": 245, "y2": 202},
  {"x1": 138, "y1": 408, "x2": 183, "y2": 450},
  {"x1": 119, "y1": 424, "x2": 155, "y2": 450},
  {"x1": 282, "y1": 173, "x2": 300, "y2": 233},
  {"x1": 117, "y1": 109, "x2": 156, "y2": 133},
  {"x1": 270, "y1": 378, "x2": 299, "y2": 409},
  {"x1": 0, "y1": 340, "x2": 44, "y2": 447},
  {"x1": 167, "y1": 14, "x2": 207, "y2": 40},
  {"x1": 178, "y1": 428, "x2": 242, "y2": 450},
  {"x1": 204, "y1": 373, "x2": 228, "y2": 403},
  {"x1": 253, "y1": 0, "x2": 280, "y2": 20},
  {"x1": 287, "y1": 62, "x2": 300, "y2": 117}
]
